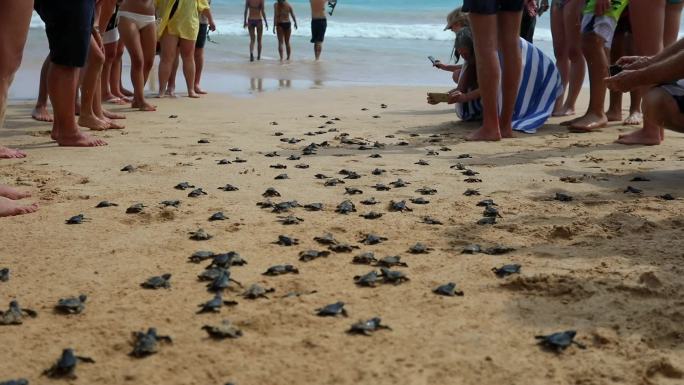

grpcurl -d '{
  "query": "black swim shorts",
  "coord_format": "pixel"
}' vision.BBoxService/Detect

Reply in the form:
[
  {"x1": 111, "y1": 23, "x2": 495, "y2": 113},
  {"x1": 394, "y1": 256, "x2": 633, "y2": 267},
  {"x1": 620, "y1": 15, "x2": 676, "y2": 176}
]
[
  {"x1": 311, "y1": 18, "x2": 327, "y2": 44},
  {"x1": 196, "y1": 23, "x2": 208, "y2": 49},
  {"x1": 462, "y1": 0, "x2": 525, "y2": 14},
  {"x1": 34, "y1": 0, "x2": 94, "y2": 68}
]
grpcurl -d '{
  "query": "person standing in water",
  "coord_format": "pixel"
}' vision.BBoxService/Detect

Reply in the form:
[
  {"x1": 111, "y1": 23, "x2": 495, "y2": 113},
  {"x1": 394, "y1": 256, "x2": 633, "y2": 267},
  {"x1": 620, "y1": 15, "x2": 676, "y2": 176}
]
[
  {"x1": 274, "y1": 0, "x2": 298, "y2": 61},
  {"x1": 244, "y1": 0, "x2": 268, "y2": 62},
  {"x1": 310, "y1": 0, "x2": 328, "y2": 60}
]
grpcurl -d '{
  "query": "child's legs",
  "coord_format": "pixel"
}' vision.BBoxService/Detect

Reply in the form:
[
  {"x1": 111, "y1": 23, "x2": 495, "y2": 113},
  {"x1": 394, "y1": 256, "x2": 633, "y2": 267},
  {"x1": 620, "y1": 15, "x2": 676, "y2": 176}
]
[{"x1": 497, "y1": 10, "x2": 523, "y2": 136}]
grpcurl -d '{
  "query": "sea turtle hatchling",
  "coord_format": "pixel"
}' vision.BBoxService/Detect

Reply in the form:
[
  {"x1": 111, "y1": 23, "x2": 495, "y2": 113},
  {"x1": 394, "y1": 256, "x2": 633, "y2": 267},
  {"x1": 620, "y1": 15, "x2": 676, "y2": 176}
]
[
  {"x1": 206, "y1": 269, "x2": 243, "y2": 292},
  {"x1": 371, "y1": 183, "x2": 391, "y2": 191},
  {"x1": 375, "y1": 256, "x2": 407, "y2": 268},
  {"x1": 483, "y1": 245, "x2": 515, "y2": 255},
  {"x1": 389, "y1": 200, "x2": 412, "y2": 212},
  {"x1": 360, "y1": 212, "x2": 383, "y2": 220},
  {"x1": 0, "y1": 300, "x2": 37, "y2": 325},
  {"x1": 233, "y1": 157, "x2": 247, "y2": 163},
  {"x1": 190, "y1": 229, "x2": 212, "y2": 240},
  {"x1": 198, "y1": 139, "x2": 210, "y2": 144},
  {"x1": 450, "y1": 163, "x2": 466, "y2": 170},
  {"x1": 477, "y1": 199, "x2": 497, "y2": 207},
  {"x1": 361, "y1": 197, "x2": 379, "y2": 205},
  {"x1": 279, "y1": 215, "x2": 304, "y2": 225},
  {"x1": 299, "y1": 250, "x2": 331, "y2": 262},
  {"x1": 65, "y1": 214, "x2": 89, "y2": 225},
  {"x1": 272, "y1": 200, "x2": 300, "y2": 213},
  {"x1": 198, "y1": 268, "x2": 225, "y2": 282},
  {"x1": 492, "y1": 264, "x2": 521, "y2": 278},
  {"x1": 314, "y1": 233, "x2": 338, "y2": 245},
  {"x1": 0, "y1": 379, "x2": 28, "y2": 385},
  {"x1": 415, "y1": 187, "x2": 437, "y2": 195},
  {"x1": 209, "y1": 212, "x2": 228, "y2": 221},
  {"x1": 263, "y1": 265, "x2": 299, "y2": 276},
  {"x1": 160, "y1": 200, "x2": 181, "y2": 208},
  {"x1": 295, "y1": 163, "x2": 310, "y2": 169},
  {"x1": 263, "y1": 188, "x2": 281, "y2": 197},
  {"x1": 422, "y1": 216, "x2": 443, "y2": 225},
  {"x1": 265, "y1": 151, "x2": 280, "y2": 158},
  {"x1": 274, "y1": 174, "x2": 289, "y2": 180},
  {"x1": 353, "y1": 271, "x2": 379, "y2": 287},
  {"x1": 360, "y1": 234, "x2": 388, "y2": 245},
  {"x1": 188, "y1": 251, "x2": 216, "y2": 263},
  {"x1": 336, "y1": 200, "x2": 356, "y2": 214},
  {"x1": 660, "y1": 193, "x2": 675, "y2": 200},
  {"x1": 457, "y1": 153, "x2": 472, "y2": 159},
  {"x1": 464, "y1": 178, "x2": 483, "y2": 183},
  {"x1": 463, "y1": 189, "x2": 480, "y2": 196},
  {"x1": 389, "y1": 179, "x2": 410, "y2": 188},
  {"x1": 288, "y1": 155, "x2": 301, "y2": 161},
  {"x1": 352, "y1": 252, "x2": 377, "y2": 264},
  {"x1": 433, "y1": 282, "x2": 464, "y2": 297},
  {"x1": 42, "y1": 348, "x2": 95, "y2": 379},
  {"x1": 203, "y1": 320, "x2": 243, "y2": 339},
  {"x1": 535, "y1": 331, "x2": 586, "y2": 352},
  {"x1": 121, "y1": 165, "x2": 135, "y2": 172},
  {"x1": 276, "y1": 235, "x2": 299, "y2": 246},
  {"x1": 415, "y1": 159, "x2": 429, "y2": 166},
  {"x1": 328, "y1": 243, "x2": 360, "y2": 253},
  {"x1": 304, "y1": 203, "x2": 324, "y2": 211},
  {"x1": 242, "y1": 284, "x2": 275, "y2": 299},
  {"x1": 345, "y1": 187, "x2": 363, "y2": 195},
  {"x1": 483, "y1": 206, "x2": 502, "y2": 218},
  {"x1": 371, "y1": 168, "x2": 386, "y2": 175},
  {"x1": 95, "y1": 201, "x2": 118, "y2": 208},
  {"x1": 206, "y1": 252, "x2": 248, "y2": 268},
  {"x1": 624, "y1": 186, "x2": 642, "y2": 194},
  {"x1": 174, "y1": 182, "x2": 195, "y2": 190},
  {"x1": 126, "y1": 203, "x2": 146, "y2": 214},
  {"x1": 315, "y1": 173, "x2": 330, "y2": 179},
  {"x1": 55, "y1": 295, "x2": 87, "y2": 314},
  {"x1": 229, "y1": 147, "x2": 242, "y2": 152},
  {"x1": 197, "y1": 293, "x2": 238, "y2": 313},
  {"x1": 410, "y1": 197, "x2": 430, "y2": 205},
  {"x1": 217, "y1": 159, "x2": 232, "y2": 165},
  {"x1": 140, "y1": 274, "x2": 172, "y2": 289},
  {"x1": 379, "y1": 267, "x2": 409, "y2": 285},
  {"x1": 218, "y1": 184, "x2": 239, "y2": 192},
  {"x1": 316, "y1": 301, "x2": 348, "y2": 317},
  {"x1": 130, "y1": 328, "x2": 172, "y2": 357},
  {"x1": 0, "y1": 268, "x2": 8, "y2": 282},
  {"x1": 462, "y1": 169, "x2": 479, "y2": 176},
  {"x1": 188, "y1": 188, "x2": 207, "y2": 197},
  {"x1": 325, "y1": 178, "x2": 345, "y2": 187},
  {"x1": 478, "y1": 217, "x2": 497, "y2": 225},
  {"x1": 348, "y1": 318, "x2": 391, "y2": 336},
  {"x1": 462, "y1": 244, "x2": 482, "y2": 254},
  {"x1": 555, "y1": 192, "x2": 573, "y2": 202},
  {"x1": 408, "y1": 243, "x2": 433, "y2": 254}
]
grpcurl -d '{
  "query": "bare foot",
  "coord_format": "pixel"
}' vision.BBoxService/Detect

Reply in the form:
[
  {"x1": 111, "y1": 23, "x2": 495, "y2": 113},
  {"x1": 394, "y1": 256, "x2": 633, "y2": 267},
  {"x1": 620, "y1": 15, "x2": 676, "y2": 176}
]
[
  {"x1": 57, "y1": 131, "x2": 108, "y2": 147},
  {"x1": 0, "y1": 146, "x2": 27, "y2": 159},
  {"x1": 194, "y1": 87, "x2": 208, "y2": 95},
  {"x1": 606, "y1": 110, "x2": 622, "y2": 122},
  {"x1": 560, "y1": 116, "x2": 581, "y2": 126},
  {"x1": 104, "y1": 95, "x2": 127, "y2": 105},
  {"x1": 466, "y1": 127, "x2": 502, "y2": 142},
  {"x1": 103, "y1": 118, "x2": 125, "y2": 130},
  {"x1": 0, "y1": 196, "x2": 38, "y2": 217},
  {"x1": 121, "y1": 87, "x2": 134, "y2": 97},
  {"x1": 0, "y1": 185, "x2": 31, "y2": 200},
  {"x1": 615, "y1": 128, "x2": 661, "y2": 145},
  {"x1": 78, "y1": 115, "x2": 109, "y2": 131},
  {"x1": 31, "y1": 105, "x2": 53, "y2": 122},
  {"x1": 188, "y1": 91, "x2": 200, "y2": 98},
  {"x1": 132, "y1": 100, "x2": 157, "y2": 111},
  {"x1": 552, "y1": 106, "x2": 575, "y2": 117},
  {"x1": 103, "y1": 110, "x2": 126, "y2": 120},
  {"x1": 165, "y1": 89, "x2": 177, "y2": 98},
  {"x1": 500, "y1": 126, "x2": 514, "y2": 139},
  {"x1": 623, "y1": 111, "x2": 643, "y2": 125},
  {"x1": 569, "y1": 113, "x2": 608, "y2": 133}
]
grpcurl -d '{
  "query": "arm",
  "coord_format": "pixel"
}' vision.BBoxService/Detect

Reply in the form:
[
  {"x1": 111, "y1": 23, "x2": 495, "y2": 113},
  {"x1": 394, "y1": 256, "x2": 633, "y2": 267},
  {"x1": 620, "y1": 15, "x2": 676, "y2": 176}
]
[
  {"x1": 607, "y1": 49, "x2": 684, "y2": 92},
  {"x1": 620, "y1": 37, "x2": 684, "y2": 70},
  {"x1": 244, "y1": 0, "x2": 248, "y2": 28},
  {"x1": 273, "y1": 3, "x2": 278, "y2": 33},
  {"x1": 290, "y1": 5, "x2": 298, "y2": 29},
  {"x1": 261, "y1": 0, "x2": 268, "y2": 29},
  {"x1": 202, "y1": 8, "x2": 216, "y2": 31}
]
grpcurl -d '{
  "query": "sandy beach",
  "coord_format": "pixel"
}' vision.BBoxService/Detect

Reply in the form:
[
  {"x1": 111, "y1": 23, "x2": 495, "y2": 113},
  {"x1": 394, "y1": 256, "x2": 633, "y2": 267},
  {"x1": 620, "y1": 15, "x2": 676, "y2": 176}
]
[{"x1": 1, "y1": 86, "x2": 684, "y2": 385}]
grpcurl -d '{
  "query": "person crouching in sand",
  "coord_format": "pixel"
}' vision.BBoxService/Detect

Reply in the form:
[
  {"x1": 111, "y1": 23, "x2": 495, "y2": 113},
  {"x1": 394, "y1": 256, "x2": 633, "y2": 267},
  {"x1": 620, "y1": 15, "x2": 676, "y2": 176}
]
[
  {"x1": 432, "y1": 8, "x2": 469, "y2": 86},
  {"x1": 606, "y1": 37, "x2": 684, "y2": 145}
]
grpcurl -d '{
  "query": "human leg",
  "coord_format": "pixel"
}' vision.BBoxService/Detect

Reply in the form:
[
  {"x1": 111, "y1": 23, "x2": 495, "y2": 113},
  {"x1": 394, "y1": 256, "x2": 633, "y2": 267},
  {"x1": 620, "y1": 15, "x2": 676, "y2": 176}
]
[
  {"x1": 276, "y1": 26, "x2": 285, "y2": 61},
  {"x1": 167, "y1": 52, "x2": 179, "y2": 97},
  {"x1": 31, "y1": 54, "x2": 53, "y2": 122},
  {"x1": 110, "y1": 40, "x2": 127, "y2": 99},
  {"x1": 497, "y1": 10, "x2": 523, "y2": 138},
  {"x1": 560, "y1": 0, "x2": 586, "y2": 117},
  {"x1": 102, "y1": 41, "x2": 123, "y2": 103},
  {"x1": 248, "y1": 25, "x2": 256, "y2": 61},
  {"x1": 284, "y1": 25, "x2": 292, "y2": 60},
  {"x1": 120, "y1": 18, "x2": 153, "y2": 110},
  {"x1": 607, "y1": 30, "x2": 627, "y2": 122},
  {"x1": 664, "y1": 1, "x2": 683, "y2": 47},
  {"x1": 256, "y1": 23, "x2": 264, "y2": 60},
  {"x1": 179, "y1": 38, "x2": 198, "y2": 98},
  {"x1": 78, "y1": 36, "x2": 108, "y2": 130},
  {"x1": 616, "y1": 87, "x2": 680, "y2": 145},
  {"x1": 570, "y1": 32, "x2": 610, "y2": 132},
  {"x1": 551, "y1": 4, "x2": 569, "y2": 115},
  {"x1": 157, "y1": 32, "x2": 179, "y2": 97},
  {"x1": 194, "y1": 24, "x2": 207, "y2": 93}
]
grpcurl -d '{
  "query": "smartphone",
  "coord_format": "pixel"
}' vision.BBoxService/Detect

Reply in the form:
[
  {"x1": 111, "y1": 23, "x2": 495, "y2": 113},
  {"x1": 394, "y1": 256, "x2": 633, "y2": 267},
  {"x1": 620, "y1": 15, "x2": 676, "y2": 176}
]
[
  {"x1": 428, "y1": 56, "x2": 437, "y2": 65},
  {"x1": 428, "y1": 92, "x2": 450, "y2": 103},
  {"x1": 609, "y1": 64, "x2": 623, "y2": 77}
]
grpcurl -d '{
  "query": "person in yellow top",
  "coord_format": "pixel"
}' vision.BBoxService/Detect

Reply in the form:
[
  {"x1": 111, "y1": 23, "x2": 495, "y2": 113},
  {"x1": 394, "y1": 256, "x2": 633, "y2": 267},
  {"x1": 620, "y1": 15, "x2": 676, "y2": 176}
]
[{"x1": 156, "y1": 0, "x2": 212, "y2": 98}]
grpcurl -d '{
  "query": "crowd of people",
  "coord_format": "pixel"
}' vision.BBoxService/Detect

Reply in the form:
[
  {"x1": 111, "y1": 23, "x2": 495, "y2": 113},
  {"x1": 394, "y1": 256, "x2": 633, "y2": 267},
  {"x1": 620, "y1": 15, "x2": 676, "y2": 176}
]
[
  {"x1": 428, "y1": 0, "x2": 684, "y2": 144},
  {"x1": 1, "y1": 0, "x2": 684, "y2": 219}
]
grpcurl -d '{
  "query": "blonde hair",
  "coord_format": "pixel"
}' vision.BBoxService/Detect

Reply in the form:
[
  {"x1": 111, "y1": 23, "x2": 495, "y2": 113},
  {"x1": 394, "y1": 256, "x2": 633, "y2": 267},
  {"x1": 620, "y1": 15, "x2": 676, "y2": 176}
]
[{"x1": 445, "y1": 7, "x2": 469, "y2": 30}]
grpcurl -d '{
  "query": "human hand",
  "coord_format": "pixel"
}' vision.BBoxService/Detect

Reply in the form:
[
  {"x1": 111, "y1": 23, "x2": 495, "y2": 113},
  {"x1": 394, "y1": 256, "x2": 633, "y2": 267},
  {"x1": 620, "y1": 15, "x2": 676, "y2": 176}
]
[
  {"x1": 434, "y1": 61, "x2": 447, "y2": 70},
  {"x1": 605, "y1": 70, "x2": 643, "y2": 93},
  {"x1": 594, "y1": 0, "x2": 609, "y2": 16},
  {"x1": 617, "y1": 56, "x2": 651, "y2": 70},
  {"x1": 526, "y1": 0, "x2": 538, "y2": 17},
  {"x1": 244, "y1": 22, "x2": 248, "y2": 29},
  {"x1": 427, "y1": 94, "x2": 439, "y2": 105},
  {"x1": 294, "y1": 23, "x2": 298, "y2": 30},
  {"x1": 209, "y1": 21, "x2": 216, "y2": 31},
  {"x1": 448, "y1": 91, "x2": 465, "y2": 104}
]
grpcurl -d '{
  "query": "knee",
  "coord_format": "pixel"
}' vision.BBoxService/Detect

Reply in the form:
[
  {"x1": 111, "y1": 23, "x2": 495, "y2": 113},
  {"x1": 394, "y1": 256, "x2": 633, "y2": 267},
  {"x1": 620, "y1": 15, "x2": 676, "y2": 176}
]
[
  {"x1": 643, "y1": 88, "x2": 667, "y2": 111},
  {"x1": 130, "y1": 54, "x2": 144, "y2": 69}
]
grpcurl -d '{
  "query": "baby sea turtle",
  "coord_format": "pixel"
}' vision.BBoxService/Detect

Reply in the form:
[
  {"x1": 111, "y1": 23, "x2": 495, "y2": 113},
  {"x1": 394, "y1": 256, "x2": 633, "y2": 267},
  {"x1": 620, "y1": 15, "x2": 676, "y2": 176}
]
[
  {"x1": 433, "y1": 282, "x2": 464, "y2": 297},
  {"x1": 188, "y1": 188, "x2": 207, "y2": 197},
  {"x1": 361, "y1": 197, "x2": 379, "y2": 205},
  {"x1": 422, "y1": 216, "x2": 443, "y2": 225},
  {"x1": 130, "y1": 328, "x2": 172, "y2": 357},
  {"x1": 483, "y1": 245, "x2": 515, "y2": 255},
  {"x1": 242, "y1": 284, "x2": 275, "y2": 299},
  {"x1": 315, "y1": 173, "x2": 330, "y2": 179},
  {"x1": 462, "y1": 169, "x2": 479, "y2": 176},
  {"x1": 457, "y1": 153, "x2": 472, "y2": 159},
  {"x1": 121, "y1": 165, "x2": 135, "y2": 172},
  {"x1": 276, "y1": 235, "x2": 299, "y2": 246},
  {"x1": 379, "y1": 267, "x2": 409, "y2": 285},
  {"x1": 354, "y1": 271, "x2": 379, "y2": 287},
  {"x1": 295, "y1": 163, "x2": 310, "y2": 169},
  {"x1": 95, "y1": 201, "x2": 118, "y2": 208},
  {"x1": 325, "y1": 178, "x2": 345, "y2": 187},
  {"x1": 126, "y1": 203, "x2": 145, "y2": 214},
  {"x1": 190, "y1": 228, "x2": 212, "y2": 240},
  {"x1": 203, "y1": 320, "x2": 243, "y2": 339},
  {"x1": 288, "y1": 155, "x2": 301, "y2": 161},
  {"x1": 0, "y1": 268, "x2": 8, "y2": 282},
  {"x1": 188, "y1": 251, "x2": 215, "y2": 263},
  {"x1": 415, "y1": 160, "x2": 429, "y2": 166},
  {"x1": 263, "y1": 188, "x2": 281, "y2": 197},
  {"x1": 229, "y1": 147, "x2": 242, "y2": 152},
  {"x1": 233, "y1": 157, "x2": 247, "y2": 163},
  {"x1": 160, "y1": 200, "x2": 181, "y2": 208},
  {"x1": 624, "y1": 186, "x2": 642, "y2": 194},
  {"x1": 329, "y1": 243, "x2": 360, "y2": 253},
  {"x1": 630, "y1": 176, "x2": 650, "y2": 182},
  {"x1": 360, "y1": 234, "x2": 388, "y2": 245},
  {"x1": 0, "y1": 379, "x2": 28, "y2": 385},
  {"x1": 483, "y1": 206, "x2": 501, "y2": 218},
  {"x1": 375, "y1": 256, "x2": 407, "y2": 268},
  {"x1": 344, "y1": 172, "x2": 362, "y2": 180},
  {"x1": 535, "y1": 331, "x2": 586, "y2": 352},
  {"x1": 410, "y1": 197, "x2": 430, "y2": 205},
  {"x1": 263, "y1": 264, "x2": 299, "y2": 276},
  {"x1": 299, "y1": 250, "x2": 331, "y2": 262},
  {"x1": 55, "y1": 295, "x2": 87, "y2": 314},
  {"x1": 304, "y1": 203, "x2": 324, "y2": 211},
  {"x1": 265, "y1": 151, "x2": 280, "y2": 158},
  {"x1": 43, "y1": 349, "x2": 94, "y2": 379},
  {"x1": 274, "y1": 174, "x2": 289, "y2": 180},
  {"x1": 416, "y1": 187, "x2": 437, "y2": 195},
  {"x1": 218, "y1": 184, "x2": 239, "y2": 192},
  {"x1": 336, "y1": 200, "x2": 356, "y2": 214},
  {"x1": 279, "y1": 215, "x2": 304, "y2": 225},
  {"x1": 389, "y1": 200, "x2": 412, "y2": 212},
  {"x1": 555, "y1": 192, "x2": 573, "y2": 202},
  {"x1": 209, "y1": 212, "x2": 228, "y2": 221},
  {"x1": 257, "y1": 199, "x2": 274, "y2": 208},
  {"x1": 408, "y1": 243, "x2": 432, "y2": 254},
  {"x1": 197, "y1": 293, "x2": 238, "y2": 313},
  {"x1": 206, "y1": 252, "x2": 247, "y2": 268},
  {"x1": 477, "y1": 199, "x2": 496, "y2": 207},
  {"x1": 345, "y1": 187, "x2": 363, "y2": 195},
  {"x1": 360, "y1": 211, "x2": 383, "y2": 219},
  {"x1": 65, "y1": 214, "x2": 89, "y2": 225},
  {"x1": 426, "y1": 150, "x2": 439, "y2": 156},
  {"x1": 175, "y1": 182, "x2": 195, "y2": 190},
  {"x1": 207, "y1": 269, "x2": 243, "y2": 292},
  {"x1": 492, "y1": 264, "x2": 521, "y2": 278},
  {"x1": 217, "y1": 159, "x2": 232, "y2": 165},
  {"x1": 352, "y1": 252, "x2": 377, "y2": 264},
  {"x1": 463, "y1": 189, "x2": 480, "y2": 196},
  {"x1": 314, "y1": 233, "x2": 338, "y2": 245},
  {"x1": 451, "y1": 163, "x2": 466, "y2": 170},
  {"x1": 141, "y1": 273, "x2": 172, "y2": 289},
  {"x1": 272, "y1": 200, "x2": 299, "y2": 213},
  {"x1": 0, "y1": 300, "x2": 37, "y2": 325},
  {"x1": 389, "y1": 179, "x2": 410, "y2": 188},
  {"x1": 316, "y1": 302, "x2": 348, "y2": 317},
  {"x1": 462, "y1": 244, "x2": 482, "y2": 254},
  {"x1": 198, "y1": 268, "x2": 225, "y2": 282},
  {"x1": 659, "y1": 193, "x2": 675, "y2": 200},
  {"x1": 198, "y1": 139, "x2": 210, "y2": 144},
  {"x1": 371, "y1": 183, "x2": 391, "y2": 191},
  {"x1": 478, "y1": 217, "x2": 497, "y2": 225},
  {"x1": 371, "y1": 168, "x2": 386, "y2": 175},
  {"x1": 464, "y1": 178, "x2": 482, "y2": 183},
  {"x1": 348, "y1": 318, "x2": 391, "y2": 336}
]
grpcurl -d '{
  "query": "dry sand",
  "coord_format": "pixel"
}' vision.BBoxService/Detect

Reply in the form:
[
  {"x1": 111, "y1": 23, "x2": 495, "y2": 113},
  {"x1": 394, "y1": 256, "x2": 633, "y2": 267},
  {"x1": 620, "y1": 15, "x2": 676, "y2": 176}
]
[{"x1": 1, "y1": 87, "x2": 683, "y2": 385}]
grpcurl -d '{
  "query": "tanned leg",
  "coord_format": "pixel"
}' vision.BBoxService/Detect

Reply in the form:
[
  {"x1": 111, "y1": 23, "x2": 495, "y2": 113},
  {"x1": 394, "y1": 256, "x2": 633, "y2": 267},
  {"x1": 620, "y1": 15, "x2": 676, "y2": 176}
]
[
  {"x1": 31, "y1": 55, "x2": 53, "y2": 122},
  {"x1": 551, "y1": 4, "x2": 570, "y2": 116},
  {"x1": 570, "y1": 33, "x2": 609, "y2": 132},
  {"x1": 157, "y1": 33, "x2": 179, "y2": 98},
  {"x1": 194, "y1": 47, "x2": 207, "y2": 94},
  {"x1": 78, "y1": 37, "x2": 109, "y2": 130},
  {"x1": 284, "y1": 26, "x2": 292, "y2": 60},
  {"x1": 179, "y1": 39, "x2": 198, "y2": 98},
  {"x1": 277, "y1": 27, "x2": 285, "y2": 61},
  {"x1": 617, "y1": 88, "x2": 676, "y2": 145},
  {"x1": 249, "y1": 25, "x2": 256, "y2": 61},
  {"x1": 607, "y1": 30, "x2": 626, "y2": 122},
  {"x1": 257, "y1": 24, "x2": 264, "y2": 60},
  {"x1": 167, "y1": 52, "x2": 179, "y2": 97},
  {"x1": 497, "y1": 10, "x2": 523, "y2": 138}
]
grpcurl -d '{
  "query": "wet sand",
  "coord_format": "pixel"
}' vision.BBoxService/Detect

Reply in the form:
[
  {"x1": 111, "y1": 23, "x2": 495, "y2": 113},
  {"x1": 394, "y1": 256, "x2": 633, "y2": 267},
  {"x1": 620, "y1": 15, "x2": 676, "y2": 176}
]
[{"x1": 1, "y1": 87, "x2": 683, "y2": 385}]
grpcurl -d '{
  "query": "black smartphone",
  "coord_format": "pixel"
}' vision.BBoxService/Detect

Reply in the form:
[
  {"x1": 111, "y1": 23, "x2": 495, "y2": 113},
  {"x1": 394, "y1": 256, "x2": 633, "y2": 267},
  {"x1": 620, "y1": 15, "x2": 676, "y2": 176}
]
[
  {"x1": 609, "y1": 64, "x2": 623, "y2": 77},
  {"x1": 428, "y1": 56, "x2": 437, "y2": 65}
]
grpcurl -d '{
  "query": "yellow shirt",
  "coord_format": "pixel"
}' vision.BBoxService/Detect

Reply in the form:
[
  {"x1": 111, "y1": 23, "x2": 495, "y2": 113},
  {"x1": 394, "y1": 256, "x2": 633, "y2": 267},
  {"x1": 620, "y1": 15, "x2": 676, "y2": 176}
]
[{"x1": 156, "y1": 0, "x2": 209, "y2": 40}]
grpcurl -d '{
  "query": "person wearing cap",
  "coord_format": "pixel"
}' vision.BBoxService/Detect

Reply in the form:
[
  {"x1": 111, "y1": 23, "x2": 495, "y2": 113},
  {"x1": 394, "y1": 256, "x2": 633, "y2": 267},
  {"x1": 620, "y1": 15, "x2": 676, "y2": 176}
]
[{"x1": 433, "y1": 8, "x2": 470, "y2": 85}]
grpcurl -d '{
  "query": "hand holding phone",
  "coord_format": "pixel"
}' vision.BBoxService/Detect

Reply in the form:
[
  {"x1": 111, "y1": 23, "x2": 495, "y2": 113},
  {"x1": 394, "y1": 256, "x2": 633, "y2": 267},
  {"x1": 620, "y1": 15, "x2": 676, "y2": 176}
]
[{"x1": 428, "y1": 56, "x2": 437, "y2": 65}]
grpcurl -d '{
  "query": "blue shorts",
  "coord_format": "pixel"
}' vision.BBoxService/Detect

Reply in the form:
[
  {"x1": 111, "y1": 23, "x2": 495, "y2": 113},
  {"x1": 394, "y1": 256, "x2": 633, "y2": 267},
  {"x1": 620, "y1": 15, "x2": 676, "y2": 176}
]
[
  {"x1": 462, "y1": 0, "x2": 525, "y2": 14},
  {"x1": 34, "y1": 0, "x2": 94, "y2": 68}
]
